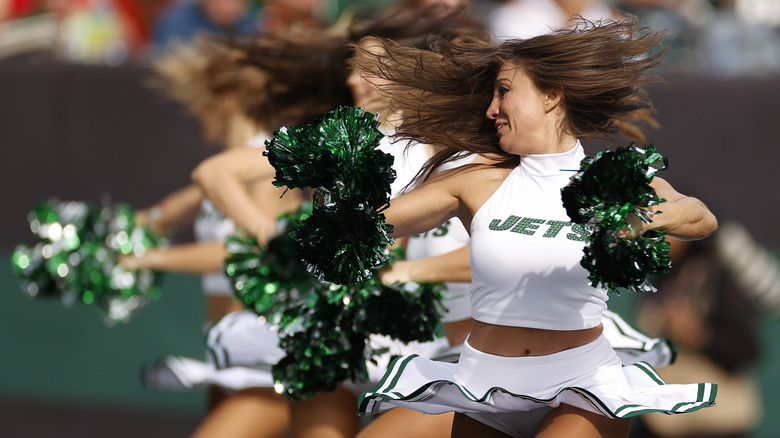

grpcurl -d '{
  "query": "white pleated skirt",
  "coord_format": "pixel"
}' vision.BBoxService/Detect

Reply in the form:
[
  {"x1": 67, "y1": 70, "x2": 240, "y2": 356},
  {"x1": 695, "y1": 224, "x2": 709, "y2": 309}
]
[
  {"x1": 358, "y1": 334, "x2": 716, "y2": 437},
  {"x1": 143, "y1": 310, "x2": 284, "y2": 392},
  {"x1": 144, "y1": 309, "x2": 678, "y2": 401},
  {"x1": 143, "y1": 355, "x2": 277, "y2": 391}
]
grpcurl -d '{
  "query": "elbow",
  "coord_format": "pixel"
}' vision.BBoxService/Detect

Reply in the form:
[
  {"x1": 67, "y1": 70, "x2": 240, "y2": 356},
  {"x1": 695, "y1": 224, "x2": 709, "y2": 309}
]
[
  {"x1": 700, "y1": 211, "x2": 718, "y2": 239},
  {"x1": 190, "y1": 158, "x2": 215, "y2": 193},
  {"x1": 680, "y1": 202, "x2": 718, "y2": 240},
  {"x1": 693, "y1": 196, "x2": 718, "y2": 239}
]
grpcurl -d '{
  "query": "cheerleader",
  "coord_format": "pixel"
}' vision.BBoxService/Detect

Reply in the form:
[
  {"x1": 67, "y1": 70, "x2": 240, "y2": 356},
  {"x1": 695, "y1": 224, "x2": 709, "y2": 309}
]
[
  {"x1": 331, "y1": 16, "x2": 718, "y2": 438},
  {"x1": 119, "y1": 36, "x2": 307, "y2": 438}
]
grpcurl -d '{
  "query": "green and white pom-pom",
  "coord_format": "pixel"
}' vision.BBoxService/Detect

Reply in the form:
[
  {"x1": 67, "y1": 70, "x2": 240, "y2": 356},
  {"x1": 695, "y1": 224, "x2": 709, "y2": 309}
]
[
  {"x1": 561, "y1": 144, "x2": 671, "y2": 293},
  {"x1": 272, "y1": 269, "x2": 446, "y2": 400},
  {"x1": 264, "y1": 106, "x2": 394, "y2": 208},
  {"x1": 271, "y1": 292, "x2": 370, "y2": 399},
  {"x1": 10, "y1": 199, "x2": 165, "y2": 325},
  {"x1": 291, "y1": 202, "x2": 393, "y2": 285},
  {"x1": 226, "y1": 218, "x2": 446, "y2": 400},
  {"x1": 249, "y1": 106, "x2": 445, "y2": 398},
  {"x1": 264, "y1": 106, "x2": 396, "y2": 284}
]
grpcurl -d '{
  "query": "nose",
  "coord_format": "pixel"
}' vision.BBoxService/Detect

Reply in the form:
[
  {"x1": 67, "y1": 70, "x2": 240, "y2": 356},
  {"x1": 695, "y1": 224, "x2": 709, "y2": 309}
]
[{"x1": 486, "y1": 97, "x2": 499, "y2": 120}]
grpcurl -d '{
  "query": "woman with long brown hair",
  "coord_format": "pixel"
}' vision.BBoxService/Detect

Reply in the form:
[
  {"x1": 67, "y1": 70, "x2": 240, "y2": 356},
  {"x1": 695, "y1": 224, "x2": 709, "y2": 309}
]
[
  {"x1": 120, "y1": 36, "x2": 311, "y2": 438},
  {"x1": 342, "y1": 16, "x2": 719, "y2": 438}
]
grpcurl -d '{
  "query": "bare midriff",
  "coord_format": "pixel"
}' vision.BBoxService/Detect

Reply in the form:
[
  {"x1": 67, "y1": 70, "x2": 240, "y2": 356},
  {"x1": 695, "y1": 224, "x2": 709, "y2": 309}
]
[
  {"x1": 443, "y1": 318, "x2": 475, "y2": 347},
  {"x1": 467, "y1": 320, "x2": 604, "y2": 357}
]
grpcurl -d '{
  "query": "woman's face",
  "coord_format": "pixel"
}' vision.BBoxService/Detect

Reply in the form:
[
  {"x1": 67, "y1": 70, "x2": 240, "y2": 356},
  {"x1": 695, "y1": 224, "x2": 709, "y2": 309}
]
[
  {"x1": 346, "y1": 38, "x2": 392, "y2": 115},
  {"x1": 485, "y1": 61, "x2": 551, "y2": 155}
]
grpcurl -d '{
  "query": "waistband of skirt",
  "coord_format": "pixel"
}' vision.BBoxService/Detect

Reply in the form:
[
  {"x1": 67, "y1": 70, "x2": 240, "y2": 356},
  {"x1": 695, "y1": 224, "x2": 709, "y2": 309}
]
[{"x1": 457, "y1": 334, "x2": 617, "y2": 387}]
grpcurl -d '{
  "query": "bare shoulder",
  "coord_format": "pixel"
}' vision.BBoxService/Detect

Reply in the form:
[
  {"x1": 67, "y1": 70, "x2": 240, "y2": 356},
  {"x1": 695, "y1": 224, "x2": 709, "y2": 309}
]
[
  {"x1": 432, "y1": 159, "x2": 516, "y2": 219},
  {"x1": 455, "y1": 160, "x2": 515, "y2": 190},
  {"x1": 431, "y1": 159, "x2": 515, "y2": 183}
]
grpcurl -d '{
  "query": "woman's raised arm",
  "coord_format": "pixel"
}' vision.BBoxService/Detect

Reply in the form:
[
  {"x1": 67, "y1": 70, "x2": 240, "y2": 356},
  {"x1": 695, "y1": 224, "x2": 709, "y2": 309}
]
[
  {"x1": 383, "y1": 168, "x2": 464, "y2": 239},
  {"x1": 191, "y1": 147, "x2": 279, "y2": 244}
]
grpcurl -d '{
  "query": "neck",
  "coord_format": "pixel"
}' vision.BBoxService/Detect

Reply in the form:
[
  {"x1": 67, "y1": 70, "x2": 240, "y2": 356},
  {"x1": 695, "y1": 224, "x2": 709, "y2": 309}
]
[
  {"x1": 529, "y1": 115, "x2": 577, "y2": 154},
  {"x1": 377, "y1": 109, "x2": 403, "y2": 133},
  {"x1": 224, "y1": 113, "x2": 258, "y2": 149},
  {"x1": 554, "y1": 134, "x2": 578, "y2": 154}
]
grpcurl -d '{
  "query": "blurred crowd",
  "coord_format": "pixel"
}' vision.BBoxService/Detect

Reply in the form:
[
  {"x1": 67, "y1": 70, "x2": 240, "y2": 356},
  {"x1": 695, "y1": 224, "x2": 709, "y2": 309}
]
[
  {"x1": 0, "y1": 0, "x2": 331, "y2": 65},
  {"x1": 1, "y1": 0, "x2": 779, "y2": 77}
]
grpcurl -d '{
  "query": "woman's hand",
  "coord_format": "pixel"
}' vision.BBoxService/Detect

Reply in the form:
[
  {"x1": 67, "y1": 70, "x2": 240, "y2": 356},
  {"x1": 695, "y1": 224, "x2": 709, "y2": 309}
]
[
  {"x1": 620, "y1": 206, "x2": 659, "y2": 238},
  {"x1": 117, "y1": 251, "x2": 155, "y2": 271},
  {"x1": 379, "y1": 260, "x2": 413, "y2": 285}
]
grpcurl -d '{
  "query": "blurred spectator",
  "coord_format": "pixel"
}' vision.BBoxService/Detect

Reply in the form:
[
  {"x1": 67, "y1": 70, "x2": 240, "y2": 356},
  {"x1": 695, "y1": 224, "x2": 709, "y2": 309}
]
[
  {"x1": 620, "y1": 0, "x2": 780, "y2": 77},
  {"x1": 58, "y1": 0, "x2": 134, "y2": 64},
  {"x1": 0, "y1": 0, "x2": 144, "y2": 63},
  {"x1": 150, "y1": 0, "x2": 257, "y2": 58},
  {"x1": 0, "y1": 0, "x2": 38, "y2": 22},
  {"x1": 486, "y1": 0, "x2": 624, "y2": 40},
  {"x1": 697, "y1": 1, "x2": 780, "y2": 77},
  {"x1": 631, "y1": 220, "x2": 780, "y2": 438},
  {"x1": 734, "y1": 0, "x2": 780, "y2": 27},
  {"x1": 256, "y1": 0, "x2": 329, "y2": 31}
]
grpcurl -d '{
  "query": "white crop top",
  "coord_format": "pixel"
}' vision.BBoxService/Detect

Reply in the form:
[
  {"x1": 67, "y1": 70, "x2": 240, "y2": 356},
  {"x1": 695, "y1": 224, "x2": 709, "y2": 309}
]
[{"x1": 468, "y1": 143, "x2": 608, "y2": 330}]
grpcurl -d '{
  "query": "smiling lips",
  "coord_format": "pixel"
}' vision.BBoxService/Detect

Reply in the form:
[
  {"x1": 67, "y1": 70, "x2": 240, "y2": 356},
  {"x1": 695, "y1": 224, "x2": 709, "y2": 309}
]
[{"x1": 495, "y1": 122, "x2": 507, "y2": 135}]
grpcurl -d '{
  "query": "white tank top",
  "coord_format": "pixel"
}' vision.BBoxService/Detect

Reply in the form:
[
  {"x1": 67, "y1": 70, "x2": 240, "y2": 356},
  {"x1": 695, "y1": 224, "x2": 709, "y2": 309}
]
[
  {"x1": 469, "y1": 143, "x2": 608, "y2": 330},
  {"x1": 194, "y1": 199, "x2": 236, "y2": 296}
]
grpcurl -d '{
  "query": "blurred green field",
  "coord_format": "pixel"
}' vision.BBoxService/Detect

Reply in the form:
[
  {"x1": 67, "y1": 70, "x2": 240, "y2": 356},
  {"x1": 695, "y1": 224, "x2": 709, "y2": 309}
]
[{"x1": 0, "y1": 251, "x2": 208, "y2": 417}]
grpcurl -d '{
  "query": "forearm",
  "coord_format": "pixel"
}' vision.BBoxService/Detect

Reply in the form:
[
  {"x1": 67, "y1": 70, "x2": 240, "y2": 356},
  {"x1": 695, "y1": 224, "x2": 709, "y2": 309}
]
[
  {"x1": 130, "y1": 241, "x2": 229, "y2": 274},
  {"x1": 382, "y1": 245, "x2": 471, "y2": 285},
  {"x1": 408, "y1": 245, "x2": 471, "y2": 283},
  {"x1": 645, "y1": 196, "x2": 718, "y2": 240},
  {"x1": 191, "y1": 152, "x2": 278, "y2": 243},
  {"x1": 639, "y1": 177, "x2": 718, "y2": 240},
  {"x1": 139, "y1": 184, "x2": 203, "y2": 235}
]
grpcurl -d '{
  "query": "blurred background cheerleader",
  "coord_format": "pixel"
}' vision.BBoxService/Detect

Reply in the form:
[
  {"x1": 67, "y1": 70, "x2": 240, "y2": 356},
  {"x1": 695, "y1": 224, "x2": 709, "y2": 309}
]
[
  {"x1": 118, "y1": 31, "x2": 336, "y2": 438},
  {"x1": 189, "y1": 7, "x2": 491, "y2": 437}
]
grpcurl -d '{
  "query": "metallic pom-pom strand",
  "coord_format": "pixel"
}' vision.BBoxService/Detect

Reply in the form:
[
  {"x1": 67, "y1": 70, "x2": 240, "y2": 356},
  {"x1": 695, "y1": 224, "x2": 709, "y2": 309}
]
[
  {"x1": 225, "y1": 203, "x2": 320, "y2": 322},
  {"x1": 271, "y1": 277, "x2": 446, "y2": 400},
  {"x1": 264, "y1": 106, "x2": 394, "y2": 209},
  {"x1": 292, "y1": 201, "x2": 394, "y2": 284}
]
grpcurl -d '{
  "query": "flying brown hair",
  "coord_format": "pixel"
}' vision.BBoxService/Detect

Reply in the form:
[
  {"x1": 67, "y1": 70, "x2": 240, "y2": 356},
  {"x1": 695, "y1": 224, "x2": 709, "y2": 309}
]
[
  {"x1": 149, "y1": 35, "x2": 274, "y2": 138},
  {"x1": 350, "y1": 15, "x2": 669, "y2": 182},
  {"x1": 229, "y1": 4, "x2": 491, "y2": 128}
]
